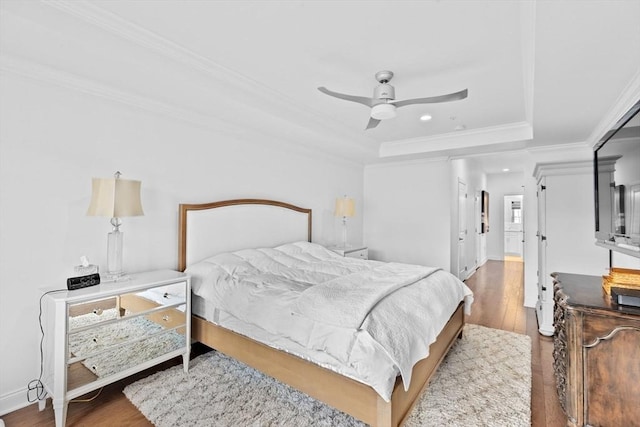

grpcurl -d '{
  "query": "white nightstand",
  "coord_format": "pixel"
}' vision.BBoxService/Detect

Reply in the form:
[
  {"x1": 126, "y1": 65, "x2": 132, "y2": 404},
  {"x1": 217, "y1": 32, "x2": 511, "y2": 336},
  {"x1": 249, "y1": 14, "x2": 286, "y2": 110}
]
[
  {"x1": 39, "y1": 269, "x2": 191, "y2": 427},
  {"x1": 329, "y1": 246, "x2": 369, "y2": 260}
]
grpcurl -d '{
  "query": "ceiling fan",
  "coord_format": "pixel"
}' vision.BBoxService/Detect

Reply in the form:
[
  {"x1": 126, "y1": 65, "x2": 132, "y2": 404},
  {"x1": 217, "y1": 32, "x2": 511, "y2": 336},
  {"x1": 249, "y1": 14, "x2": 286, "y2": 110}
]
[{"x1": 318, "y1": 70, "x2": 468, "y2": 129}]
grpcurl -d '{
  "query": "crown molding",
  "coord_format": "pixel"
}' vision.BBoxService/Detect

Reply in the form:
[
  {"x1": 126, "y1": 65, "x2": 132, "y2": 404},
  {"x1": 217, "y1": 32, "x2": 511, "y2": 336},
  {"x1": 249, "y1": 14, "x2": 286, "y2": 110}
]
[
  {"x1": 0, "y1": 54, "x2": 365, "y2": 167},
  {"x1": 41, "y1": 0, "x2": 370, "y2": 146},
  {"x1": 0, "y1": 54, "x2": 240, "y2": 134},
  {"x1": 42, "y1": 0, "x2": 274, "y2": 97},
  {"x1": 379, "y1": 121, "x2": 533, "y2": 158},
  {"x1": 364, "y1": 155, "x2": 451, "y2": 170},
  {"x1": 526, "y1": 140, "x2": 590, "y2": 153},
  {"x1": 533, "y1": 160, "x2": 592, "y2": 180},
  {"x1": 586, "y1": 68, "x2": 640, "y2": 149}
]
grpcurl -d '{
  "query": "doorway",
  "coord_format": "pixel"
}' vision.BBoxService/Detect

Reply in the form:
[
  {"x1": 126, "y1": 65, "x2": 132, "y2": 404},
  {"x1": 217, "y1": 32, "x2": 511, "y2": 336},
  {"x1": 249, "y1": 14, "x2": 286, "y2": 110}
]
[
  {"x1": 503, "y1": 194, "x2": 524, "y2": 261},
  {"x1": 457, "y1": 179, "x2": 467, "y2": 279}
]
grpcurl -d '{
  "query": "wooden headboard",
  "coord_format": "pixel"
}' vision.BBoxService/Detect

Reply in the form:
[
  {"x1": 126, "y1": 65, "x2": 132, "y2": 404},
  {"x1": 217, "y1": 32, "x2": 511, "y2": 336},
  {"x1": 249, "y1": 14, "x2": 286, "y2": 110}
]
[{"x1": 178, "y1": 199, "x2": 312, "y2": 271}]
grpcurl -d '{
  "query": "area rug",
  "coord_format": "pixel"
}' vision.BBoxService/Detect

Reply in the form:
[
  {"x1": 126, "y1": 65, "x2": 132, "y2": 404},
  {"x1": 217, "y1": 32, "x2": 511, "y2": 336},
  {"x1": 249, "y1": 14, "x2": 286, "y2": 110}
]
[
  {"x1": 124, "y1": 324, "x2": 531, "y2": 426},
  {"x1": 68, "y1": 308, "x2": 185, "y2": 378}
]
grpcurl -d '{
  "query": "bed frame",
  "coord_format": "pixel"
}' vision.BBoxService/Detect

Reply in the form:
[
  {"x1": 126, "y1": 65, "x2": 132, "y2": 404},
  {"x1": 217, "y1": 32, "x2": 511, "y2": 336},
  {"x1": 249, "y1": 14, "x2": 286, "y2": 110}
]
[{"x1": 178, "y1": 198, "x2": 464, "y2": 427}]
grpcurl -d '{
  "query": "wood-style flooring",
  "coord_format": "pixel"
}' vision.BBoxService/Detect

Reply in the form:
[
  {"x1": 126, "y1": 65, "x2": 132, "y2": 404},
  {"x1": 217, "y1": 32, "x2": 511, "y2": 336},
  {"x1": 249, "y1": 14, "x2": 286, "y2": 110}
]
[
  {"x1": 3, "y1": 259, "x2": 565, "y2": 426},
  {"x1": 465, "y1": 260, "x2": 566, "y2": 427}
]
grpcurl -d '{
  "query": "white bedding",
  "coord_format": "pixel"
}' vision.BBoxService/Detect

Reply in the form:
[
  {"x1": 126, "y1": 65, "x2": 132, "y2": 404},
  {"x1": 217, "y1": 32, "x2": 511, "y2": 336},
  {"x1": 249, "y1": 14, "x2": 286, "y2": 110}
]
[{"x1": 186, "y1": 241, "x2": 473, "y2": 401}]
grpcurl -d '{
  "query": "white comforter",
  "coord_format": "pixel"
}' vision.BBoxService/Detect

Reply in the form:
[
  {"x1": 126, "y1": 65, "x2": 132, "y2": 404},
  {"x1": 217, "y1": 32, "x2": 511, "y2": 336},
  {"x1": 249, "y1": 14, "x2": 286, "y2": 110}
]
[{"x1": 186, "y1": 241, "x2": 473, "y2": 400}]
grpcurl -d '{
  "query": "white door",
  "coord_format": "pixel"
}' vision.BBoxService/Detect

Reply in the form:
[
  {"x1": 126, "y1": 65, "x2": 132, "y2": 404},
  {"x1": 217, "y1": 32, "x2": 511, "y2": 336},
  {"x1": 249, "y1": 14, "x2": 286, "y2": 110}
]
[
  {"x1": 458, "y1": 179, "x2": 467, "y2": 279},
  {"x1": 475, "y1": 191, "x2": 481, "y2": 269},
  {"x1": 537, "y1": 181, "x2": 546, "y2": 299},
  {"x1": 536, "y1": 178, "x2": 553, "y2": 336}
]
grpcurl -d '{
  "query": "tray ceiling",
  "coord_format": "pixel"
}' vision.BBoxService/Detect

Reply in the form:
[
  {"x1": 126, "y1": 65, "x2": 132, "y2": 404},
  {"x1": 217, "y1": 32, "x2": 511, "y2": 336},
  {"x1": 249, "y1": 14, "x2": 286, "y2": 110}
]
[{"x1": 1, "y1": 0, "x2": 639, "y2": 166}]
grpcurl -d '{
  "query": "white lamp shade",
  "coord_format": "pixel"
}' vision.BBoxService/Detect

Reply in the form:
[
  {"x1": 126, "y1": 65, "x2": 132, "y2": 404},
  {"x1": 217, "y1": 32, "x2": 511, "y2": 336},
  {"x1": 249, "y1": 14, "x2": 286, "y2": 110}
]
[
  {"x1": 87, "y1": 177, "x2": 144, "y2": 218},
  {"x1": 371, "y1": 103, "x2": 397, "y2": 120},
  {"x1": 334, "y1": 197, "x2": 355, "y2": 218}
]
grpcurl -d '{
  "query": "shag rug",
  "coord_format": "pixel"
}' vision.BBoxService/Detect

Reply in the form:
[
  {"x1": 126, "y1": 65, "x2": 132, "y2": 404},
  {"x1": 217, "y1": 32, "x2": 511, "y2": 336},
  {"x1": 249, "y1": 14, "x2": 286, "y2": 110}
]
[
  {"x1": 68, "y1": 308, "x2": 185, "y2": 378},
  {"x1": 125, "y1": 324, "x2": 531, "y2": 426}
]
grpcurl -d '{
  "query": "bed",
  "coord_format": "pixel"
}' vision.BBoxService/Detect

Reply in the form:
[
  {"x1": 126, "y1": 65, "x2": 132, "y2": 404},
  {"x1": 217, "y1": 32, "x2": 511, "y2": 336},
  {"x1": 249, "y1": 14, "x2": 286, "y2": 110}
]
[{"x1": 177, "y1": 198, "x2": 472, "y2": 427}]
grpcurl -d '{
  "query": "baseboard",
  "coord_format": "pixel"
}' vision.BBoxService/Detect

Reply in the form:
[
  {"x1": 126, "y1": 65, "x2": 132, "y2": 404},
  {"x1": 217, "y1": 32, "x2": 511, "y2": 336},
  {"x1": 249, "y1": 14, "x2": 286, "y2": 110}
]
[
  {"x1": 0, "y1": 386, "x2": 33, "y2": 417},
  {"x1": 538, "y1": 326, "x2": 554, "y2": 337},
  {"x1": 523, "y1": 295, "x2": 537, "y2": 308}
]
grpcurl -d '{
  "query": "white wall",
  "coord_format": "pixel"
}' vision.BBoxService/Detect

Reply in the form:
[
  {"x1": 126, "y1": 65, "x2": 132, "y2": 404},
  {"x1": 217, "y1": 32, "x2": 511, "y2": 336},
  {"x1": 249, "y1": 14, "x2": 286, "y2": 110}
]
[
  {"x1": 363, "y1": 159, "x2": 452, "y2": 269},
  {"x1": 0, "y1": 73, "x2": 364, "y2": 413},
  {"x1": 544, "y1": 171, "x2": 609, "y2": 280}
]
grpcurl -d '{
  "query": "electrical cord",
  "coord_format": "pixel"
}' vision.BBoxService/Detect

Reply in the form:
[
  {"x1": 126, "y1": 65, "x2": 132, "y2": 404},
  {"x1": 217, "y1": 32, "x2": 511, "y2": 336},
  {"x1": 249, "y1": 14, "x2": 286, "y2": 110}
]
[
  {"x1": 70, "y1": 387, "x2": 103, "y2": 403},
  {"x1": 27, "y1": 289, "x2": 66, "y2": 403},
  {"x1": 28, "y1": 289, "x2": 105, "y2": 405}
]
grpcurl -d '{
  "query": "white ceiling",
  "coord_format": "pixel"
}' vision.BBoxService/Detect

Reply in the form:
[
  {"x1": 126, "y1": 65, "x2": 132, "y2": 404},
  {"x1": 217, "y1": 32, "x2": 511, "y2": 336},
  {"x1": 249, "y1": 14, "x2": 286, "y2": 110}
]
[{"x1": 1, "y1": 0, "x2": 639, "y2": 170}]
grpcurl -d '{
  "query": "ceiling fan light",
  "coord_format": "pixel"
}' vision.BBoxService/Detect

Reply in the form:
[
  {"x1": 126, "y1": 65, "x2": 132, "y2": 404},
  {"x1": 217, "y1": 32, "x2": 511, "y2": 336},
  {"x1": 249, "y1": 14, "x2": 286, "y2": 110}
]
[{"x1": 371, "y1": 103, "x2": 397, "y2": 120}]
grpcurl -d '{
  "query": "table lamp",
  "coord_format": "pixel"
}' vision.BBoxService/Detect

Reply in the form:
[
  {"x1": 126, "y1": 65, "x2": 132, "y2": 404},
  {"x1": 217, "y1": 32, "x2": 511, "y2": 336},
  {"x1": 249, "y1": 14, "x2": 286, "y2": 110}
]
[
  {"x1": 334, "y1": 195, "x2": 355, "y2": 248},
  {"x1": 87, "y1": 171, "x2": 144, "y2": 280}
]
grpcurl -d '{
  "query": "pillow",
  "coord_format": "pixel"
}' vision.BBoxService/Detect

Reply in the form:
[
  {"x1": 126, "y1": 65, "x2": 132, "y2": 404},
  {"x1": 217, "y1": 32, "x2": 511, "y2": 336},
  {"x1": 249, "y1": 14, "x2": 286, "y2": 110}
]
[{"x1": 185, "y1": 260, "x2": 232, "y2": 299}]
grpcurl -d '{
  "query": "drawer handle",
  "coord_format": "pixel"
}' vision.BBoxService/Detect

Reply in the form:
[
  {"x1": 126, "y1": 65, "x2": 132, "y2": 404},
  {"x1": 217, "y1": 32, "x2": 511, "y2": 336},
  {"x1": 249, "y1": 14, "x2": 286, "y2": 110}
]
[
  {"x1": 92, "y1": 308, "x2": 103, "y2": 315},
  {"x1": 162, "y1": 315, "x2": 170, "y2": 322}
]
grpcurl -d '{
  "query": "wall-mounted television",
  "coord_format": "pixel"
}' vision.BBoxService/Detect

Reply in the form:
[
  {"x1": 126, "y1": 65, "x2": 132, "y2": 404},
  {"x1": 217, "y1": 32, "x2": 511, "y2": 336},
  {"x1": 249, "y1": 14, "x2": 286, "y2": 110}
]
[{"x1": 594, "y1": 99, "x2": 640, "y2": 258}]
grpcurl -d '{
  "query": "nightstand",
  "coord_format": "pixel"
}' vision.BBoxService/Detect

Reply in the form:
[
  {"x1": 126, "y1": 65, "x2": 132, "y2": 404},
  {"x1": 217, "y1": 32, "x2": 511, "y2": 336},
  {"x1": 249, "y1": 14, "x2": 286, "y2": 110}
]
[
  {"x1": 39, "y1": 269, "x2": 191, "y2": 427},
  {"x1": 329, "y1": 246, "x2": 369, "y2": 260}
]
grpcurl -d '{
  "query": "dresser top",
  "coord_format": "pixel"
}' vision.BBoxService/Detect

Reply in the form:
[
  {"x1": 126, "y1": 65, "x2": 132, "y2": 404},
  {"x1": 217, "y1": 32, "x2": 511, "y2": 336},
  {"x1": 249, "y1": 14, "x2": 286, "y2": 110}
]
[
  {"x1": 42, "y1": 269, "x2": 189, "y2": 303},
  {"x1": 553, "y1": 272, "x2": 640, "y2": 316}
]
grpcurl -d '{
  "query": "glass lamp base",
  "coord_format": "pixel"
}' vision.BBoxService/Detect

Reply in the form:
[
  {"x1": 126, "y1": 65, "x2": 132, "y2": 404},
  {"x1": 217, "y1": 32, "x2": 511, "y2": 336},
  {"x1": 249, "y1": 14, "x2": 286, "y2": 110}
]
[
  {"x1": 341, "y1": 219, "x2": 350, "y2": 249},
  {"x1": 107, "y1": 229, "x2": 124, "y2": 279}
]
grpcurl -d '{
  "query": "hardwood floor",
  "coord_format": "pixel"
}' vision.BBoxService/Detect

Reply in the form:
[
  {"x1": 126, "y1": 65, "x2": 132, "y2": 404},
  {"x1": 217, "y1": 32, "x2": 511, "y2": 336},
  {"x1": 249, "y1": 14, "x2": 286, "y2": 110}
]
[
  {"x1": 3, "y1": 260, "x2": 565, "y2": 426},
  {"x1": 465, "y1": 259, "x2": 566, "y2": 427}
]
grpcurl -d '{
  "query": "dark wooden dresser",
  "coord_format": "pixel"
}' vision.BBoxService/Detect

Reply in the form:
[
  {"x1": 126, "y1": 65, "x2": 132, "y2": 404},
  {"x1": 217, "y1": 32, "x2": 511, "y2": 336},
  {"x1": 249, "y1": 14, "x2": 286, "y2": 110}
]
[{"x1": 552, "y1": 272, "x2": 640, "y2": 427}]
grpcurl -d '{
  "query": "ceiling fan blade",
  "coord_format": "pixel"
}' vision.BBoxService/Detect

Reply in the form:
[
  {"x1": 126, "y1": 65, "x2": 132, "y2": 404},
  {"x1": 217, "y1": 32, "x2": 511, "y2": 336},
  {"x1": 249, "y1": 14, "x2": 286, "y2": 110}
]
[
  {"x1": 392, "y1": 89, "x2": 468, "y2": 108},
  {"x1": 365, "y1": 117, "x2": 381, "y2": 130},
  {"x1": 318, "y1": 87, "x2": 375, "y2": 107}
]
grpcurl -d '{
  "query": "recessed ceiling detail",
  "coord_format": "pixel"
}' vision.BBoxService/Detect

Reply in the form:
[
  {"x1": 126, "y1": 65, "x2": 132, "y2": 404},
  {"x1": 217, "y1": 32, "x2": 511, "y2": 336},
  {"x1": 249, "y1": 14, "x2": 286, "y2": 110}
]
[
  {"x1": 379, "y1": 122, "x2": 534, "y2": 158},
  {"x1": 1, "y1": 0, "x2": 638, "y2": 164}
]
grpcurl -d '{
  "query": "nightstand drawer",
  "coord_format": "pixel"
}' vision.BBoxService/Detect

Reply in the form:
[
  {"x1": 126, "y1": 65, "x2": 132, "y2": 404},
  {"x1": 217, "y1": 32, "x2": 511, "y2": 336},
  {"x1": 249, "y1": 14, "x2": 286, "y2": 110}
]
[
  {"x1": 329, "y1": 246, "x2": 369, "y2": 260},
  {"x1": 345, "y1": 248, "x2": 368, "y2": 260}
]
